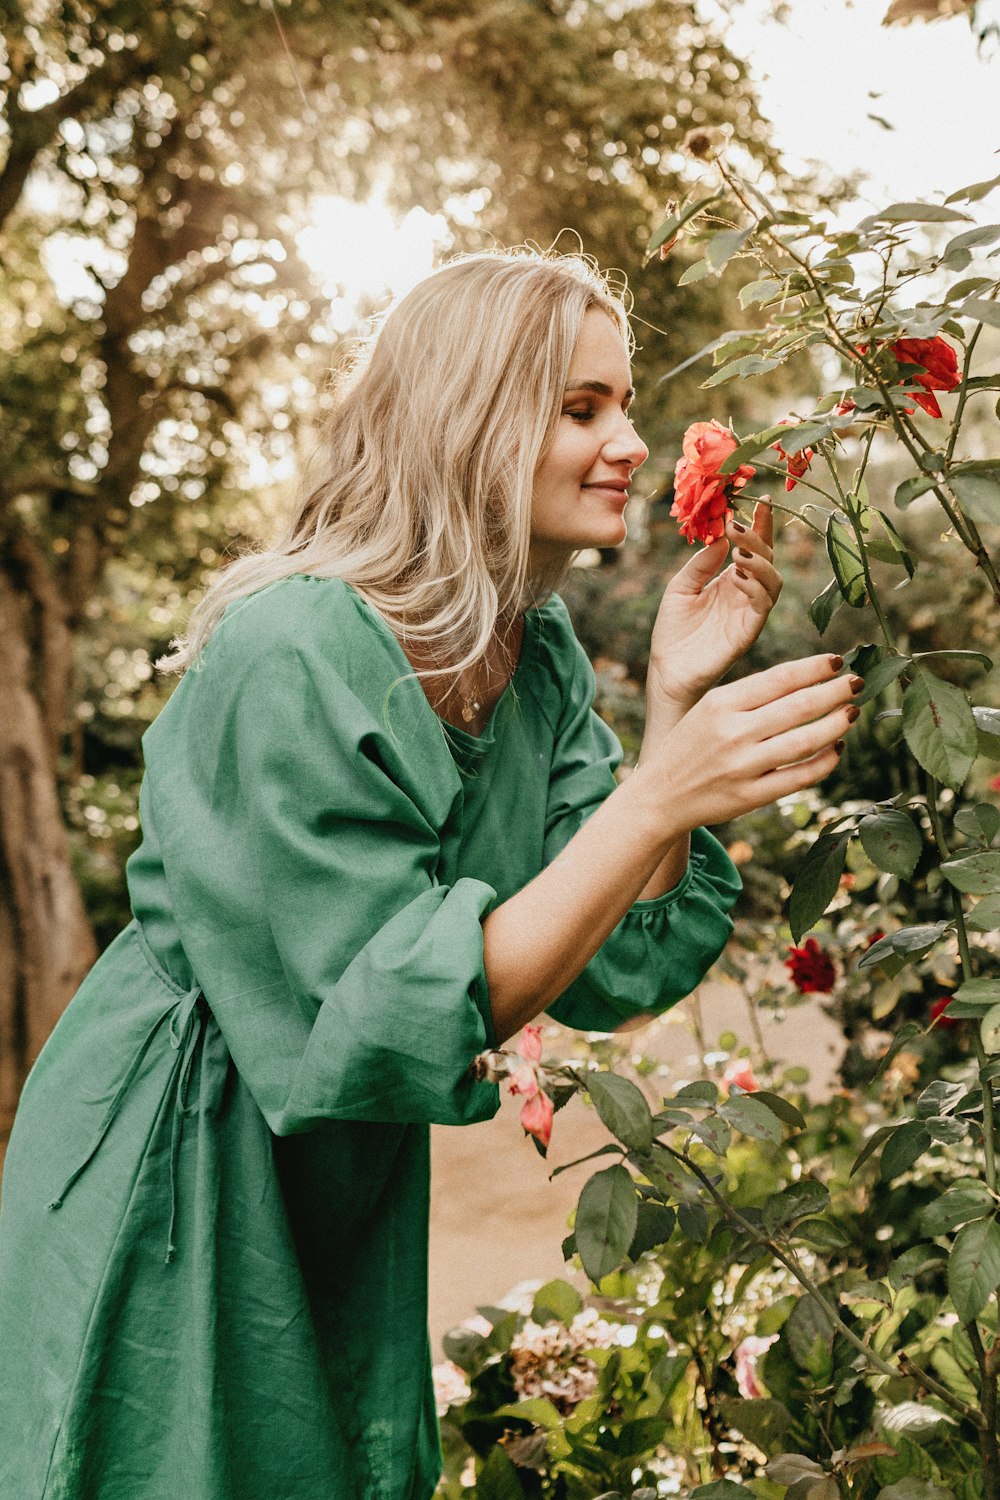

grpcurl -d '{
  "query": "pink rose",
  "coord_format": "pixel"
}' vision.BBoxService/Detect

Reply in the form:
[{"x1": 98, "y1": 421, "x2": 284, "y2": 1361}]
[
  {"x1": 519, "y1": 1089, "x2": 554, "y2": 1149},
  {"x1": 517, "y1": 1025, "x2": 544, "y2": 1063},
  {"x1": 723, "y1": 1059, "x2": 760, "y2": 1094},
  {"x1": 735, "y1": 1334, "x2": 778, "y2": 1399}
]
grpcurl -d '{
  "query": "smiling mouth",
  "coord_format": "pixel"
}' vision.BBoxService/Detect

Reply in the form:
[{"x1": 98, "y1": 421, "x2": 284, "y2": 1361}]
[{"x1": 583, "y1": 483, "x2": 630, "y2": 499}]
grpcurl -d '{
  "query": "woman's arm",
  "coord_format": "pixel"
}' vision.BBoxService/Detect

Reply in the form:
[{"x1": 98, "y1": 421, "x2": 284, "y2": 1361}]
[{"x1": 482, "y1": 651, "x2": 858, "y2": 1043}]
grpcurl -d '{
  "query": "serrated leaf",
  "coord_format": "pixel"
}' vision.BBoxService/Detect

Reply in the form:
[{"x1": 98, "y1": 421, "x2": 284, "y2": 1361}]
[
  {"x1": 719, "y1": 1092, "x2": 785, "y2": 1143},
  {"x1": 881, "y1": 1121, "x2": 932, "y2": 1182},
  {"x1": 901, "y1": 670, "x2": 977, "y2": 789},
  {"x1": 677, "y1": 1200, "x2": 709, "y2": 1243},
  {"x1": 672, "y1": 1080, "x2": 719, "y2": 1107},
  {"x1": 587, "y1": 1072, "x2": 654, "y2": 1153},
  {"x1": 858, "y1": 924, "x2": 950, "y2": 970},
  {"x1": 859, "y1": 809, "x2": 922, "y2": 878},
  {"x1": 959, "y1": 298, "x2": 1000, "y2": 330},
  {"x1": 981, "y1": 1002, "x2": 1000, "y2": 1051},
  {"x1": 678, "y1": 258, "x2": 712, "y2": 284},
  {"x1": 739, "y1": 277, "x2": 785, "y2": 308},
  {"x1": 945, "y1": 170, "x2": 1000, "y2": 205},
  {"x1": 869, "y1": 511, "x2": 915, "y2": 576},
  {"x1": 628, "y1": 1201, "x2": 675, "y2": 1259},
  {"x1": 866, "y1": 201, "x2": 972, "y2": 225},
  {"x1": 944, "y1": 224, "x2": 1000, "y2": 255},
  {"x1": 794, "y1": 1216, "x2": 852, "y2": 1249},
  {"x1": 947, "y1": 1216, "x2": 1000, "y2": 1323},
  {"x1": 856, "y1": 655, "x2": 910, "y2": 706},
  {"x1": 789, "y1": 830, "x2": 850, "y2": 942},
  {"x1": 575, "y1": 1165, "x2": 638, "y2": 1285},
  {"x1": 949, "y1": 468, "x2": 1000, "y2": 524},
  {"x1": 827, "y1": 515, "x2": 867, "y2": 607},
  {"x1": 704, "y1": 226, "x2": 751, "y2": 270},
  {"x1": 752, "y1": 1091, "x2": 806, "y2": 1129},
  {"x1": 968, "y1": 894, "x2": 1000, "y2": 931},
  {"x1": 763, "y1": 1180, "x2": 831, "y2": 1234},
  {"x1": 768, "y1": 1454, "x2": 825, "y2": 1484},
  {"x1": 702, "y1": 353, "x2": 783, "y2": 387},
  {"x1": 940, "y1": 852, "x2": 1000, "y2": 895},
  {"x1": 955, "y1": 977, "x2": 1000, "y2": 1005},
  {"x1": 954, "y1": 802, "x2": 1000, "y2": 842}
]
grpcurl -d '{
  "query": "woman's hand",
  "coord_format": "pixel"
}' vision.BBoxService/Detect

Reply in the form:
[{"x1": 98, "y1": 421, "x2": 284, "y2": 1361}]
[
  {"x1": 647, "y1": 500, "x2": 781, "y2": 715},
  {"x1": 642, "y1": 652, "x2": 861, "y2": 831}
]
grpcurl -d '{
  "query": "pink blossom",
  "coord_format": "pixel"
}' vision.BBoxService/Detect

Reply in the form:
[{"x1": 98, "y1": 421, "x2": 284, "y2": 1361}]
[
  {"x1": 508, "y1": 1064, "x2": 539, "y2": 1099},
  {"x1": 723, "y1": 1059, "x2": 759, "y2": 1094},
  {"x1": 517, "y1": 1025, "x2": 544, "y2": 1063},
  {"x1": 519, "y1": 1089, "x2": 554, "y2": 1149},
  {"x1": 735, "y1": 1334, "x2": 778, "y2": 1399}
]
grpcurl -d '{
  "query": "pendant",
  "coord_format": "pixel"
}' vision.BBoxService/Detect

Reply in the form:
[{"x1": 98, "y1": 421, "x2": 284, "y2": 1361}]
[{"x1": 461, "y1": 697, "x2": 481, "y2": 723}]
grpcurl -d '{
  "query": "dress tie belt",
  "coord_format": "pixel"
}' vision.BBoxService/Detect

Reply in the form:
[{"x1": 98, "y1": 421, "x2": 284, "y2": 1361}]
[{"x1": 48, "y1": 978, "x2": 229, "y2": 1264}]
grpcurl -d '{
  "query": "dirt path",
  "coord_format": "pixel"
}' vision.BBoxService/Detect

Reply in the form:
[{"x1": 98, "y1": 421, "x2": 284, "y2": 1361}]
[{"x1": 428, "y1": 983, "x2": 843, "y2": 1351}]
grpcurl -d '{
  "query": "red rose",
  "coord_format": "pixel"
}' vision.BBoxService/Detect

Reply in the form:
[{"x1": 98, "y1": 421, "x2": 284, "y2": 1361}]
[
  {"x1": 671, "y1": 419, "x2": 756, "y2": 545},
  {"x1": 929, "y1": 995, "x2": 960, "y2": 1030},
  {"x1": 889, "y1": 336, "x2": 960, "y2": 419},
  {"x1": 771, "y1": 422, "x2": 813, "y2": 492},
  {"x1": 785, "y1": 937, "x2": 837, "y2": 994}
]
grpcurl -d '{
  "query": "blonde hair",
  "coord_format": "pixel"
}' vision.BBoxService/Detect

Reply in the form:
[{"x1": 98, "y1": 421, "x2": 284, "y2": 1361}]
[{"x1": 160, "y1": 248, "x2": 631, "y2": 681}]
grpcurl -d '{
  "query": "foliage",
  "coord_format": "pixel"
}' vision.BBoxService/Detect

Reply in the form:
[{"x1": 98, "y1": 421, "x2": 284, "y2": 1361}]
[{"x1": 442, "y1": 160, "x2": 1000, "y2": 1497}]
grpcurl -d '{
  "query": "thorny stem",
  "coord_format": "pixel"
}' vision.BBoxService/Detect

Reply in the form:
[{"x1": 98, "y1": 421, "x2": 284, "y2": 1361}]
[
  {"x1": 926, "y1": 775, "x2": 998, "y2": 1196},
  {"x1": 657, "y1": 1140, "x2": 986, "y2": 1427},
  {"x1": 967, "y1": 1322, "x2": 1000, "y2": 1497},
  {"x1": 828, "y1": 450, "x2": 900, "y2": 655},
  {"x1": 714, "y1": 160, "x2": 1000, "y2": 606}
]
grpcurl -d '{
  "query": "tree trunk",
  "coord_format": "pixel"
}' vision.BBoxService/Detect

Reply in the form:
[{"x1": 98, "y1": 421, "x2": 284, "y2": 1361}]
[{"x1": 0, "y1": 571, "x2": 96, "y2": 1152}]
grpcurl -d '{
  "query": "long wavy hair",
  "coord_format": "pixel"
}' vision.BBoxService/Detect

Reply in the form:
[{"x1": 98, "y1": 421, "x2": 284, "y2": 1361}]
[{"x1": 160, "y1": 248, "x2": 631, "y2": 682}]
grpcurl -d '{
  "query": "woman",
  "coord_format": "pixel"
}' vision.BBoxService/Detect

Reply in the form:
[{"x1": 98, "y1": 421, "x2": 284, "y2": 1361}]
[{"x1": 0, "y1": 250, "x2": 857, "y2": 1499}]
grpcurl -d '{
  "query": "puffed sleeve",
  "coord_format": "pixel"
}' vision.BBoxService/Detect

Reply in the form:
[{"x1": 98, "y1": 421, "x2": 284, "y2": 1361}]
[
  {"x1": 538, "y1": 602, "x2": 741, "y2": 1033},
  {"x1": 142, "y1": 582, "x2": 501, "y2": 1133}
]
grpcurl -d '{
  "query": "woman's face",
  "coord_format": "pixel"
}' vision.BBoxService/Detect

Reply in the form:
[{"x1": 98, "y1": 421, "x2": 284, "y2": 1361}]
[{"x1": 530, "y1": 309, "x2": 649, "y2": 571}]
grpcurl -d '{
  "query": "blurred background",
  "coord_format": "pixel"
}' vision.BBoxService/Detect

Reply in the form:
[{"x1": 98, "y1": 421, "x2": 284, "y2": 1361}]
[{"x1": 2, "y1": 2, "x2": 999, "y2": 1297}]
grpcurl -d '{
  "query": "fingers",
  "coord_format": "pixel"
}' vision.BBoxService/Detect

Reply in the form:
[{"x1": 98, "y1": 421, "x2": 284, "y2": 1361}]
[
  {"x1": 750, "y1": 702, "x2": 855, "y2": 776},
  {"x1": 751, "y1": 497, "x2": 773, "y2": 549},
  {"x1": 725, "y1": 652, "x2": 846, "y2": 712},
  {"x1": 670, "y1": 534, "x2": 729, "y2": 593},
  {"x1": 753, "y1": 673, "x2": 860, "y2": 740},
  {"x1": 757, "y1": 741, "x2": 845, "y2": 802},
  {"x1": 727, "y1": 504, "x2": 781, "y2": 607}
]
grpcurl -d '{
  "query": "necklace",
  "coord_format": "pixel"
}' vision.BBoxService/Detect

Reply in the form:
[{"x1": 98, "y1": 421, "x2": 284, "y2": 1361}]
[{"x1": 460, "y1": 692, "x2": 482, "y2": 724}]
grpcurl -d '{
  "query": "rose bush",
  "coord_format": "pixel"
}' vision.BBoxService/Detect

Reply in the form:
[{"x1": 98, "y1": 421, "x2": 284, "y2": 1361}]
[{"x1": 444, "y1": 157, "x2": 1000, "y2": 1500}]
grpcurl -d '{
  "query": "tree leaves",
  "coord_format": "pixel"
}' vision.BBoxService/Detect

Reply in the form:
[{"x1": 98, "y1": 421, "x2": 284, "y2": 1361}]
[
  {"x1": 901, "y1": 670, "x2": 977, "y2": 789},
  {"x1": 827, "y1": 515, "x2": 868, "y2": 607},
  {"x1": 719, "y1": 1092, "x2": 785, "y2": 1144},
  {"x1": 575, "y1": 1165, "x2": 638, "y2": 1285},
  {"x1": 586, "y1": 1072, "x2": 654, "y2": 1153},
  {"x1": 789, "y1": 830, "x2": 850, "y2": 942},
  {"x1": 947, "y1": 1216, "x2": 1000, "y2": 1323},
  {"x1": 859, "y1": 809, "x2": 922, "y2": 878}
]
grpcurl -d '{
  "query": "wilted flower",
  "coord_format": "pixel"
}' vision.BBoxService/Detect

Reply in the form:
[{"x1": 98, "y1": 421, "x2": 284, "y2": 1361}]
[
  {"x1": 518, "y1": 1089, "x2": 554, "y2": 1149},
  {"x1": 682, "y1": 125, "x2": 728, "y2": 159},
  {"x1": 671, "y1": 419, "x2": 755, "y2": 545},
  {"x1": 734, "y1": 1334, "x2": 778, "y2": 1399},
  {"x1": 785, "y1": 937, "x2": 837, "y2": 994},
  {"x1": 771, "y1": 423, "x2": 814, "y2": 491},
  {"x1": 507, "y1": 1025, "x2": 554, "y2": 1148}
]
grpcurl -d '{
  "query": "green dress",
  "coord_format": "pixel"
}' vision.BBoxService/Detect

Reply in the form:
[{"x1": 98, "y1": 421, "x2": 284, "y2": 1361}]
[{"x1": 0, "y1": 575, "x2": 739, "y2": 1500}]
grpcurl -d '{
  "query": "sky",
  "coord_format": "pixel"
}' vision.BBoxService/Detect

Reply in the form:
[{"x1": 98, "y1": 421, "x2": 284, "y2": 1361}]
[{"x1": 719, "y1": 0, "x2": 1000, "y2": 213}]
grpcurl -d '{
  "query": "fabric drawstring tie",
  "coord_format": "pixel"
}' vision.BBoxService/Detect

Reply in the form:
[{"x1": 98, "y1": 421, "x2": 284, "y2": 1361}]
[{"x1": 48, "y1": 981, "x2": 207, "y2": 1265}]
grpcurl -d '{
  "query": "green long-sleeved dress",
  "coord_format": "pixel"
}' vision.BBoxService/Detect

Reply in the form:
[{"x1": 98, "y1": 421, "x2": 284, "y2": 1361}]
[{"x1": 0, "y1": 575, "x2": 739, "y2": 1499}]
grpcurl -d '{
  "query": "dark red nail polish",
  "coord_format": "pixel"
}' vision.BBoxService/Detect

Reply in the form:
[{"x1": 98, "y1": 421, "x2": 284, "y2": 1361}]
[
  {"x1": 732, "y1": 520, "x2": 746, "y2": 532},
  {"x1": 846, "y1": 704, "x2": 860, "y2": 723},
  {"x1": 735, "y1": 567, "x2": 748, "y2": 579},
  {"x1": 835, "y1": 740, "x2": 845, "y2": 753},
  {"x1": 849, "y1": 675, "x2": 864, "y2": 693},
  {"x1": 738, "y1": 548, "x2": 753, "y2": 559},
  {"x1": 829, "y1": 655, "x2": 844, "y2": 671}
]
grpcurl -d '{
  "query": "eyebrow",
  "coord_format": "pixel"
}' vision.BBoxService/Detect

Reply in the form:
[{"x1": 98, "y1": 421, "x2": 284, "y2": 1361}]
[{"x1": 564, "y1": 379, "x2": 635, "y2": 401}]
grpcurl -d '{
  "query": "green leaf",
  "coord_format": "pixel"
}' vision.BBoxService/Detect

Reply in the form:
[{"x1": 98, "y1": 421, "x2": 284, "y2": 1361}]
[
  {"x1": 763, "y1": 1180, "x2": 831, "y2": 1234},
  {"x1": 901, "y1": 670, "x2": 977, "y2": 789},
  {"x1": 720, "y1": 1397, "x2": 792, "y2": 1453},
  {"x1": 895, "y1": 474, "x2": 936, "y2": 509},
  {"x1": 678, "y1": 258, "x2": 712, "y2": 284},
  {"x1": 587, "y1": 1072, "x2": 654, "y2": 1153},
  {"x1": 975, "y1": 705, "x2": 1000, "y2": 761},
  {"x1": 868, "y1": 511, "x2": 915, "y2": 576},
  {"x1": 767, "y1": 1454, "x2": 825, "y2": 1485},
  {"x1": 954, "y1": 802, "x2": 1000, "y2": 842},
  {"x1": 808, "y1": 576, "x2": 843, "y2": 636},
  {"x1": 672, "y1": 1080, "x2": 719, "y2": 1107},
  {"x1": 945, "y1": 170, "x2": 1000, "y2": 204},
  {"x1": 949, "y1": 468, "x2": 1000, "y2": 524},
  {"x1": 646, "y1": 192, "x2": 724, "y2": 258},
  {"x1": 914, "y1": 649, "x2": 994, "y2": 673},
  {"x1": 719, "y1": 422, "x2": 790, "y2": 473},
  {"x1": 856, "y1": 655, "x2": 909, "y2": 706},
  {"x1": 940, "y1": 852, "x2": 1000, "y2": 895},
  {"x1": 575, "y1": 1165, "x2": 638, "y2": 1285},
  {"x1": 954, "y1": 977, "x2": 1000, "y2": 1005},
  {"x1": 851, "y1": 1123, "x2": 899, "y2": 1178},
  {"x1": 550, "y1": 1142, "x2": 622, "y2": 1178},
  {"x1": 628, "y1": 1201, "x2": 676, "y2": 1259},
  {"x1": 677, "y1": 1200, "x2": 709, "y2": 1243},
  {"x1": 944, "y1": 224, "x2": 1000, "y2": 255},
  {"x1": 959, "y1": 298, "x2": 1000, "y2": 330},
  {"x1": 532, "y1": 1279, "x2": 582, "y2": 1325},
  {"x1": 493, "y1": 1396, "x2": 563, "y2": 1429},
  {"x1": 609, "y1": 1416, "x2": 669, "y2": 1456},
  {"x1": 794, "y1": 1216, "x2": 852, "y2": 1249},
  {"x1": 877, "y1": 1483, "x2": 955, "y2": 1500},
  {"x1": 866, "y1": 200, "x2": 972, "y2": 224},
  {"x1": 826, "y1": 515, "x2": 867, "y2": 607},
  {"x1": 981, "y1": 1003, "x2": 1000, "y2": 1053},
  {"x1": 442, "y1": 1325, "x2": 489, "y2": 1374},
  {"x1": 968, "y1": 894, "x2": 1000, "y2": 932},
  {"x1": 719, "y1": 1092, "x2": 785, "y2": 1144},
  {"x1": 859, "y1": 923, "x2": 950, "y2": 971},
  {"x1": 947, "y1": 1216, "x2": 1000, "y2": 1323},
  {"x1": 752, "y1": 1091, "x2": 806, "y2": 1129},
  {"x1": 859, "y1": 809, "x2": 922, "y2": 878},
  {"x1": 702, "y1": 353, "x2": 783, "y2": 387},
  {"x1": 477, "y1": 1444, "x2": 527, "y2": 1500},
  {"x1": 880, "y1": 1121, "x2": 932, "y2": 1182},
  {"x1": 691, "y1": 1484, "x2": 750, "y2": 1500},
  {"x1": 704, "y1": 227, "x2": 752, "y2": 270},
  {"x1": 789, "y1": 830, "x2": 850, "y2": 942},
  {"x1": 739, "y1": 277, "x2": 785, "y2": 309},
  {"x1": 920, "y1": 1183, "x2": 996, "y2": 1238}
]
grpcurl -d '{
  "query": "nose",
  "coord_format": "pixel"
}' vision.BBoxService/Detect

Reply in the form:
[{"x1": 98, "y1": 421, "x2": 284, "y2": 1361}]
[{"x1": 604, "y1": 411, "x2": 649, "y2": 470}]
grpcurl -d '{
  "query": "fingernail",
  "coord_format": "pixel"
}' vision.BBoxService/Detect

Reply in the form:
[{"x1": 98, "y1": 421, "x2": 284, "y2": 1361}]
[
  {"x1": 829, "y1": 655, "x2": 844, "y2": 671},
  {"x1": 846, "y1": 705, "x2": 860, "y2": 723},
  {"x1": 835, "y1": 740, "x2": 845, "y2": 753},
  {"x1": 738, "y1": 548, "x2": 753, "y2": 559},
  {"x1": 849, "y1": 675, "x2": 864, "y2": 694},
  {"x1": 735, "y1": 567, "x2": 748, "y2": 579},
  {"x1": 732, "y1": 521, "x2": 746, "y2": 533}
]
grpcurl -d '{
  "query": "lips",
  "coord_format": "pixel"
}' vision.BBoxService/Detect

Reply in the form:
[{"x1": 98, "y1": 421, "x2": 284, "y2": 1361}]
[{"x1": 582, "y1": 480, "x2": 630, "y2": 498}]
